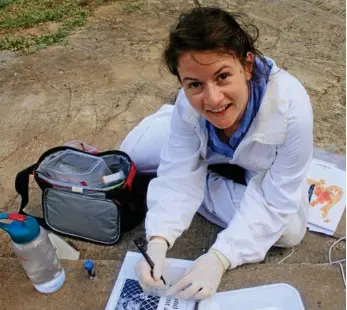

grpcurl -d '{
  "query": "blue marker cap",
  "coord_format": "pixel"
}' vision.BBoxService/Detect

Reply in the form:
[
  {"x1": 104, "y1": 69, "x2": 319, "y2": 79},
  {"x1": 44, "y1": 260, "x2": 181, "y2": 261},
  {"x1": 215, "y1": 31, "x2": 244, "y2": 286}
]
[
  {"x1": 83, "y1": 259, "x2": 95, "y2": 279},
  {"x1": 83, "y1": 259, "x2": 94, "y2": 271}
]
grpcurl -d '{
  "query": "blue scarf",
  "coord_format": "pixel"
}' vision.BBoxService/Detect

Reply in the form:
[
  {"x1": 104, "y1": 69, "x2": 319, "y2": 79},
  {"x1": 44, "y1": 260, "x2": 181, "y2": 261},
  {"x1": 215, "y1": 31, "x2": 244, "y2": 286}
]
[{"x1": 206, "y1": 57, "x2": 273, "y2": 158}]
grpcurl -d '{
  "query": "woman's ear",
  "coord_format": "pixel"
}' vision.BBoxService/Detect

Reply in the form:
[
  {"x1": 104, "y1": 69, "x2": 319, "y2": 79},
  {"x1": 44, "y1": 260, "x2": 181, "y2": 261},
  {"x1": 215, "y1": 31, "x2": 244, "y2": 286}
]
[{"x1": 244, "y1": 52, "x2": 254, "y2": 80}]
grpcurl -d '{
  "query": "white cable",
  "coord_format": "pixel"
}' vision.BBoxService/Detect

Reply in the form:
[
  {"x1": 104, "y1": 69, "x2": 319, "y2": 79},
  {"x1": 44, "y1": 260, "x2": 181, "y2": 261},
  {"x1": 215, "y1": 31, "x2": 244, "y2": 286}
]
[
  {"x1": 327, "y1": 259, "x2": 346, "y2": 265},
  {"x1": 275, "y1": 237, "x2": 346, "y2": 289},
  {"x1": 338, "y1": 263, "x2": 346, "y2": 288},
  {"x1": 328, "y1": 236, "x2": 346, "y2": 288},
  {"x1": 328, "y1": 236, "x2": 346, "y2": 264},
  {"x1": 277, "y1": 247, "x2": 295, "y2": 264}
]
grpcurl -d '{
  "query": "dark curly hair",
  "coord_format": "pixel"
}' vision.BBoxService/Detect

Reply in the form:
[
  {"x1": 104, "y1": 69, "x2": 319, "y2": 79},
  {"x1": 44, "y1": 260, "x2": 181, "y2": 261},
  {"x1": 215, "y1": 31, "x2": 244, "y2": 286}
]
[{"x1": 163, "y1": 6, "x2": 269, "y2": 83}]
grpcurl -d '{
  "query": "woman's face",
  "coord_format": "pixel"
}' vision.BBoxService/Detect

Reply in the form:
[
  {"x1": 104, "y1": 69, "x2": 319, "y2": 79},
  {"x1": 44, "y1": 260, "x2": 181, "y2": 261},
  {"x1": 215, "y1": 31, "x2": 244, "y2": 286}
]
[{"x1": 177, "y1": 51, "x2": 253, "y2": 132}]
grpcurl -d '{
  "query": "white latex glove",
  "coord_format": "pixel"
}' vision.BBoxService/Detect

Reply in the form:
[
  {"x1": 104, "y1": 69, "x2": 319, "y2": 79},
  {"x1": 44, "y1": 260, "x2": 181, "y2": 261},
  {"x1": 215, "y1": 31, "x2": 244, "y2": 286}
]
[
  {"x1": 136, "y1": 237, "x2": 168, "y2": 291},
  {"x1": 166, "y1": 249, "x2": 230, "y2": 300}
]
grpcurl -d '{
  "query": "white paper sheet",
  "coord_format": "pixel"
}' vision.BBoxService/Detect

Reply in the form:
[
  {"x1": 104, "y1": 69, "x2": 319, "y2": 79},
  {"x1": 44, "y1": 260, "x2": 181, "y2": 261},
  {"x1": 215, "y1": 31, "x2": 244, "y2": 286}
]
[
  {"x1": 307, "y1": 158, "x2": 346, "y2": 235},
  {"x1": 105, "y1": 252, "x2": 196, "y2": 310},
  {"x1": 307, "y1": 223, "x2": 333, "y2": 236}
]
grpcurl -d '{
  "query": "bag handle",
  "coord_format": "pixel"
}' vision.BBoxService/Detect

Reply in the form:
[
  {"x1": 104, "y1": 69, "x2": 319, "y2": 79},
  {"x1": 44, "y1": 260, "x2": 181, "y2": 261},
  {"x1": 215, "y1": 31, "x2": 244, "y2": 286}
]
[{"x1": 15, "y1": 164, "x2": 49, "y2": 228}]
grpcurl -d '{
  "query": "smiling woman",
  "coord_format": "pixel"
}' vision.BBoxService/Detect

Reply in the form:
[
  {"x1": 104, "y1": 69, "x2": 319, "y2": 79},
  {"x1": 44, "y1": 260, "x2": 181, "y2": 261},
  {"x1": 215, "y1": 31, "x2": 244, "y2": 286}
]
[
  {"x1": 120, "y1": 5, "x2": 313, "y2": 301},
  {"x1": 178, "y1": 52, "x2": 251, "y2": 133}
]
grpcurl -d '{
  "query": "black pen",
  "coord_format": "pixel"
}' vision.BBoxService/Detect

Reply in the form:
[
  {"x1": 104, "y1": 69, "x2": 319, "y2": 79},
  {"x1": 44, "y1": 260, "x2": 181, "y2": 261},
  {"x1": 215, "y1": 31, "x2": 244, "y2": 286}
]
[{"x1": 134, "y1": 237, "x2": 167, "y2": 285}]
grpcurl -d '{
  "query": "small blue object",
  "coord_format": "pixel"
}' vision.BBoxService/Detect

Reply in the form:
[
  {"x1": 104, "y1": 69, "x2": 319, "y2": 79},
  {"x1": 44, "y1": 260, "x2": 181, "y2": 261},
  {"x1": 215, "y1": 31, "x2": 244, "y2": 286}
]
[
  {"x1": 83, "y1": 259, "x2": 96, "y2": 279},
  {"x1": 83, "y1": 259, "x2": 94, "y2": 271}
]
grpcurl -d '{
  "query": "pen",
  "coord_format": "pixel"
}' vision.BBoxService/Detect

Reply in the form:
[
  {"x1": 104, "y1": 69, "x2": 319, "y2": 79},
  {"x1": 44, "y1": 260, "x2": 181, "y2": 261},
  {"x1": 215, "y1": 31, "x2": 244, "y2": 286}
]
[{"x1": 133, "y1": 237, "x2": 167, "y2": 285}]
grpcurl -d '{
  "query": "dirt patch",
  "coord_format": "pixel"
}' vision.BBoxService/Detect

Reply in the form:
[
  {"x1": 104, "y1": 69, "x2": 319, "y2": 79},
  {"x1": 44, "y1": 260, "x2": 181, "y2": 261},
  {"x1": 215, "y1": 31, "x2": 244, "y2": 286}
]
[
  {"x1": 0, "y1": 0, "x2": 345, "y2": 261},
  {"x1": 13, "y1": 21, "x2": 62, "y2": 36}
]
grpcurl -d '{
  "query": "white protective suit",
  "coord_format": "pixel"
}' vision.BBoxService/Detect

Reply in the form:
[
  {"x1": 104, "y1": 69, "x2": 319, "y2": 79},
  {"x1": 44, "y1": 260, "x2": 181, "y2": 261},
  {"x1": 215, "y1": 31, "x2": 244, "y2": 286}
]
[{"x1": 120, "y1": 59, "x2": 314, "y2": 269}]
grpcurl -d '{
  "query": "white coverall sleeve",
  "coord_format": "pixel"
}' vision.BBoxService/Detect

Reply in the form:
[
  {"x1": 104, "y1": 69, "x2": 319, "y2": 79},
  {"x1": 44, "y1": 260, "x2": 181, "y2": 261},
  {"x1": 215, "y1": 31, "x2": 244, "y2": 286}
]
[
  {"x1": 145, "y1": 96, "x2": 208, "y2": 247},
  {"x1": 211, "y1": 97, "x2": 313, "y2": 269}
]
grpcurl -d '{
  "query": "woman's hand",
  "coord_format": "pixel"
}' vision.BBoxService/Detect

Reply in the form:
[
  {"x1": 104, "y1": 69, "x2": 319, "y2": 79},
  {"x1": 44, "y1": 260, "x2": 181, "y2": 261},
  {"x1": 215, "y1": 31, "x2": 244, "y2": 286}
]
[
  {"x1": 166, "y1": 249, "x2": 230, "y2": 300},
  {"x1": 135, "y1": 237, "x2": 169, "y2": 291}
]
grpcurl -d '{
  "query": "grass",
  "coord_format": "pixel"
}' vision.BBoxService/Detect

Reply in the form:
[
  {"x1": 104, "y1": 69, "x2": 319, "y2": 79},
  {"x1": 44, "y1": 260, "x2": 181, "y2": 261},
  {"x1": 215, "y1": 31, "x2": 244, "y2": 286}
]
[
  {"x1": 120, "y1": 0, "x2": 143, "y2": 13},
  {"x1": 0, "y1": 0, "x2": 112, "y2": 53},
  {"x1": 0, "y1": 0, "x2": 21, "y2": 10},
  {"x1": 0, "y1": 28, "x2": 67, "y2": 51}
]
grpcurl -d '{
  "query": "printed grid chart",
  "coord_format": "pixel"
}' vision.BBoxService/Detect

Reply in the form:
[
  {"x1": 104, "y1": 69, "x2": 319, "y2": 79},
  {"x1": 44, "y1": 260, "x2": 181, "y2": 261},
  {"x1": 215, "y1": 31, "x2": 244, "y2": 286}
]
[{"x1": 115, "y1": 278, "x2": 160, "y2": 310}]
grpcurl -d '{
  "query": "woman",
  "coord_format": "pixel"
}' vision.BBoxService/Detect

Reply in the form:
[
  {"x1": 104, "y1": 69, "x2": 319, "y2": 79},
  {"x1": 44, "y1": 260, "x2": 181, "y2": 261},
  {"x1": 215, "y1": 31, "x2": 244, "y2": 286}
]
[{"x1": 120, "y1": 6, "x2": 313, "y2": 300}]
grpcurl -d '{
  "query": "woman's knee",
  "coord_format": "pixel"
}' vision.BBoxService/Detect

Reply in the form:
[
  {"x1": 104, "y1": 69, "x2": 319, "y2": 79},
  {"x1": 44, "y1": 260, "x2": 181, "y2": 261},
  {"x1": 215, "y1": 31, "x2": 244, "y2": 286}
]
[
  {"x1": 275, "y1": 213, "x2": 307, "y2": 247},
  {"x1": 120, "y1": 106, "x2": 172, "y2": 172}
]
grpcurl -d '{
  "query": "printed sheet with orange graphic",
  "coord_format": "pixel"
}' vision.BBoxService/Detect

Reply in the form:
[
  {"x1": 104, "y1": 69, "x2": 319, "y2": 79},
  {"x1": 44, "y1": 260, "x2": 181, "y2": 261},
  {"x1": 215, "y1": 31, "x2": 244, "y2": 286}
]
[{"x1": 307, "y1": 158, "x2": 346, "y2": 235}]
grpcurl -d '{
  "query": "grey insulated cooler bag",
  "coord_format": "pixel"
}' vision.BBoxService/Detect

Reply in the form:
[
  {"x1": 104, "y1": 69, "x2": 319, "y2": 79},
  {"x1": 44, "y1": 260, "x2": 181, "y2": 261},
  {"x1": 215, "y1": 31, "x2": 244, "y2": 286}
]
[{"x1": 15, "y1": 146, "x2": 150, "y2": 245}]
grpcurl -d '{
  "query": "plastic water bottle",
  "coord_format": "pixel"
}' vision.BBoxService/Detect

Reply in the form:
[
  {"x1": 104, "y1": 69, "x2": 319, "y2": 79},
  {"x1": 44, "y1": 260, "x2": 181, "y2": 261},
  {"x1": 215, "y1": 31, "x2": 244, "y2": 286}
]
[{"x1": 0, "y1": 213, "x2": 65, "y2": 294}]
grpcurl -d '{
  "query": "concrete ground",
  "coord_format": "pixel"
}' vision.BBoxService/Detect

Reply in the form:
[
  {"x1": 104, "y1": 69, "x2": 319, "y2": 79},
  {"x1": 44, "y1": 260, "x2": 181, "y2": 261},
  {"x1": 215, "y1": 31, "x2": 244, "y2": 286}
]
[{"x1": 0, "y1": 0, "x2": 345, "y2": 309}]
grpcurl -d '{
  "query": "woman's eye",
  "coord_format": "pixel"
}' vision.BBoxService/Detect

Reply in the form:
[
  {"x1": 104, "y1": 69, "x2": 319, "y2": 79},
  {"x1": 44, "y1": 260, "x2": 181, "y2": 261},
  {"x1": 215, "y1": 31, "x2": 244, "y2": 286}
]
[
  {"x1": 188, "y1": 81, "x2": 202, "y2": 89},
  {"x1": 219, "y1": 73, "x2": 229, "y2": 80}
]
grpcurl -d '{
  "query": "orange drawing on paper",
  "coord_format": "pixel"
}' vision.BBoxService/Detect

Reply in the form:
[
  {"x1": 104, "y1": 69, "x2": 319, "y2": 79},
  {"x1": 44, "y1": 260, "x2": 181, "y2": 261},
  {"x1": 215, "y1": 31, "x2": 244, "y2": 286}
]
[{"x1": 307, "y1": 178, "x2": 344, "y2": 223}]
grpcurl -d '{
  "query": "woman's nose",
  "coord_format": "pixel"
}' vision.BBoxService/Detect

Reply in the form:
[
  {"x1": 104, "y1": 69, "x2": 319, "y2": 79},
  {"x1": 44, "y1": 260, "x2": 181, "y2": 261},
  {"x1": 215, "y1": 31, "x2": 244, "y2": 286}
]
[{"x1": 204, "y1": 84, "x2": 223, "y2": 107}]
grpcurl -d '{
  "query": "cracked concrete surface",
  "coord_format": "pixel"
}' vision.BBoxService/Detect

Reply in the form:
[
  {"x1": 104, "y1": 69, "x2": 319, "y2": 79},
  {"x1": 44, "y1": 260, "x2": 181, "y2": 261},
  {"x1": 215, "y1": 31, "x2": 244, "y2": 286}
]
[{"x1": 0, "y1": 0, "x2": 345, "y2": 309}]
